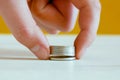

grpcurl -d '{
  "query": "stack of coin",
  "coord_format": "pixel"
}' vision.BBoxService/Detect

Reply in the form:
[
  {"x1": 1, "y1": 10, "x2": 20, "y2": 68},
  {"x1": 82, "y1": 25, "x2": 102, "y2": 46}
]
[{"x1": 50, "y1": 46, "x2": 75, "y2": 61}]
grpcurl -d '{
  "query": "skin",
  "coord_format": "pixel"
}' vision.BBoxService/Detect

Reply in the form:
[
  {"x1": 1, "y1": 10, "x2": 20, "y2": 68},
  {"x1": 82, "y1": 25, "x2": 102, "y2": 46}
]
[{"x1": 0, "y1": 0, "x2": 101, "y2": 60}]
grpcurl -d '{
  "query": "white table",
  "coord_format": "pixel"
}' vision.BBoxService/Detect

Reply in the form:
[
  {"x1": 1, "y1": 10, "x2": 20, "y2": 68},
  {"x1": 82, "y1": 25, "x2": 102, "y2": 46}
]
[{"x1": 0, "y1": 34, "x2": 120, "y2": 80}]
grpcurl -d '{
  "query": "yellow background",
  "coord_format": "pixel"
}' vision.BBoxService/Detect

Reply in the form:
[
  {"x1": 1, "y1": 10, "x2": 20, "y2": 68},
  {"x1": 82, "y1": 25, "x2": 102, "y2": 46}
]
[{"x1": 0, "y1": 0, "x2": 120, "y2": 34}]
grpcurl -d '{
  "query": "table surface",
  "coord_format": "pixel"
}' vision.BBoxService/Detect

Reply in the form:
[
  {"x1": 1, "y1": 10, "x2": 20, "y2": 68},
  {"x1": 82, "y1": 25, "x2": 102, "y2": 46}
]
[{"x1": 0, "y1": 34, "x2": 120, "y2": 80}]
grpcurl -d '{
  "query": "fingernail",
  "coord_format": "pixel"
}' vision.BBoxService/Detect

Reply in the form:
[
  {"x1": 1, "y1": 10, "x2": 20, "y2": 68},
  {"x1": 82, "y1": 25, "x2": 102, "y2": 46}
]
[{"x1": 30, "y1": 45, "x2": 49, "y2": 60}]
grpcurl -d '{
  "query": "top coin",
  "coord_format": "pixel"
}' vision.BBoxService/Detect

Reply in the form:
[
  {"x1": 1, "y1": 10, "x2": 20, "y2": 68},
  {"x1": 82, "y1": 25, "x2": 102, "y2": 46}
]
[{"x1": 50, "y1": 46, "x2": 75, "y2": 56}]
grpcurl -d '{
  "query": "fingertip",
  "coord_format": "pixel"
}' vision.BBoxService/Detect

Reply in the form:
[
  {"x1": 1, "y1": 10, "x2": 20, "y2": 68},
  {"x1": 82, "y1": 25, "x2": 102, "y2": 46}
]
[
  {"x1": 30, "y1": 45, "x2": 50, "y2": 60},
  {"x1": 75, "y1": 46, "x2": 86, "y2": 60},
  {"x1": 75, "y1": 52, "x2": 80, "y2": 60},
  {"x1": 76, "y1": 57, "x2": 80, "y2": 60}
]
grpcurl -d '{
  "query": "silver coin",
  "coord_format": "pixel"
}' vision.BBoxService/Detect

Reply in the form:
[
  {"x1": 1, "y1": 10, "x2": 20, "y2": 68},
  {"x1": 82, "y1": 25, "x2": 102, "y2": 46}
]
[
  {"x1": 50, "y1": 46, "x2": 75, "y2": 56},
  {"x1": 50, "y1": 57, "x2": 76, "y2": 61},
  {"x1": 50, "y1": 46, "x2": 75, "y2": 60}
]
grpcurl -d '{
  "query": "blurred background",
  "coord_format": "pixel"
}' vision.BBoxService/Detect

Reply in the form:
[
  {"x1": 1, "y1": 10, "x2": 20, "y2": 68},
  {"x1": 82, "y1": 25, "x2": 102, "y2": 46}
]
[{"x1": 0, "y1": 0, "x2": 120, "y2": 35}]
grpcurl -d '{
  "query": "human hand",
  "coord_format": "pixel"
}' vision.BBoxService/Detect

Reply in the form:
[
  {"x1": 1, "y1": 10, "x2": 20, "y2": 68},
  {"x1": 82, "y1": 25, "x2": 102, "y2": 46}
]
[
  {"x1": 0, "y1": 0, "x2": 78, "y2": 59},
  {"x1": 71, "y1": 0, "x2": 101, "y2": 59}
]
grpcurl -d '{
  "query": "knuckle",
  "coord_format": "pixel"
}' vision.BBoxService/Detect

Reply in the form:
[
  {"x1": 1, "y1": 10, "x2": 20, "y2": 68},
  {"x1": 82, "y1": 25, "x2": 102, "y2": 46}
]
[{"x1": 60, "y1": 23, "x2": 74, "y2": 32}]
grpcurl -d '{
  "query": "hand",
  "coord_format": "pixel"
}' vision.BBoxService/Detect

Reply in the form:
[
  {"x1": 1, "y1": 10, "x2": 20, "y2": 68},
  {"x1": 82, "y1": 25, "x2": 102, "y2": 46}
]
[
  {"x1": 71, "y1": 0, "x2": 101, "y2": 59},
  {"x1": 0, "y1": 0, "x2": 78, "y2": 59}
]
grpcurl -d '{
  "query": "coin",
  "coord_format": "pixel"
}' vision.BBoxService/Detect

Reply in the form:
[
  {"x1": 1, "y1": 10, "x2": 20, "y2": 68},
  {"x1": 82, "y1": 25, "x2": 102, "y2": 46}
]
[
  {"x1": 50, "y1": 46, "x2": 75, "y2": 61},
  {"x1": 50, "y1": 57, "x2": 76, "y2": 61}
]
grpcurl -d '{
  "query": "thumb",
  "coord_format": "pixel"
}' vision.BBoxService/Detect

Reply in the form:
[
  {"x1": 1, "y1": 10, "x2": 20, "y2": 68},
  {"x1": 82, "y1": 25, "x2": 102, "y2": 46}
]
[{"x1": 0, "y1": 0, "x2": 50, "y2": 59}]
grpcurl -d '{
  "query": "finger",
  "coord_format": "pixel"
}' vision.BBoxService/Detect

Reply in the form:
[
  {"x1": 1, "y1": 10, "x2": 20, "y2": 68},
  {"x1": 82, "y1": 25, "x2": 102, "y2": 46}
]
[
  {"x1": 30, "y1": 0, "x2": 60, "y2": 34},
  {"x1": 52, "y1": 0, "x2": 79, "y2": 31},
  {"x1": 0, "y1": 0, "x2": 50, "y2": 59},
  {"x1": 71, "y1": 0, "x2": 101, "y2": 59},
  {"x1": 27, "y1": 0, "x2": 32, "y2": 7},
  {"x1": 33, "y1": 13, "x2": 60, "y2": 34},
  {"x1": 29, "y1": 0, "x2": 60, "y2": 34},
  {"x1": 30, "y1": 0, "x2": 78, "y2": 33}
]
